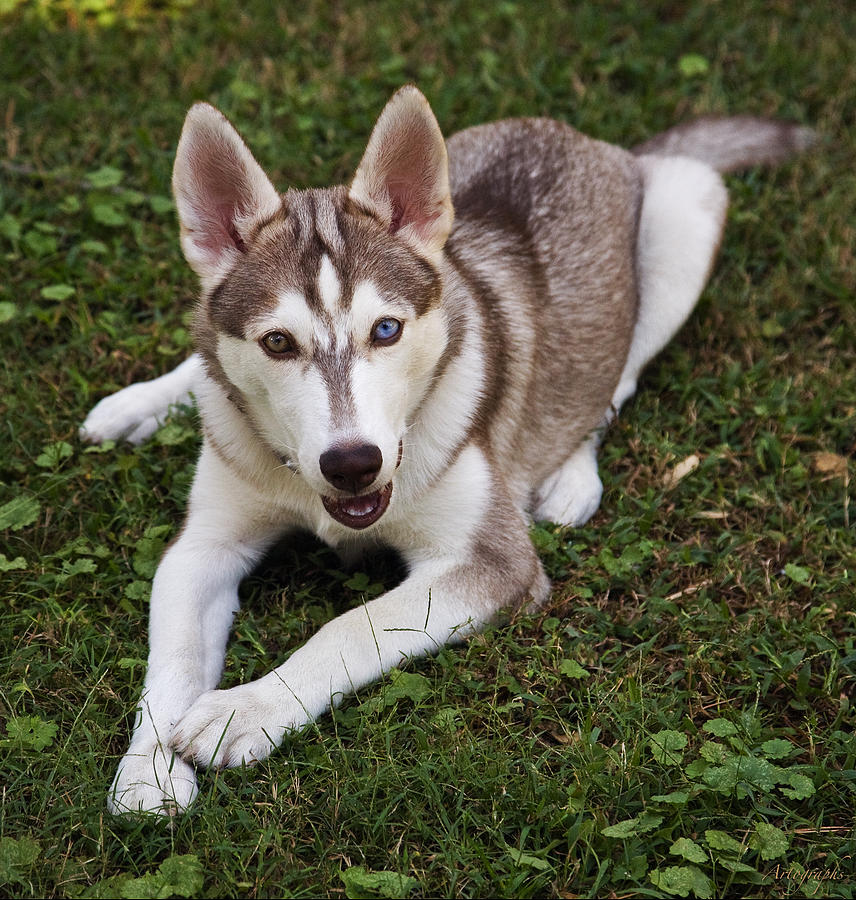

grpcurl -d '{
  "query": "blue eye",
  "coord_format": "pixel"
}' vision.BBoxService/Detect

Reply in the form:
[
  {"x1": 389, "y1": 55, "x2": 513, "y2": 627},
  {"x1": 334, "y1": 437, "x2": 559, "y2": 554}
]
[{"x1": 372, "y1": 317, "x2": 403, "y2": 345}]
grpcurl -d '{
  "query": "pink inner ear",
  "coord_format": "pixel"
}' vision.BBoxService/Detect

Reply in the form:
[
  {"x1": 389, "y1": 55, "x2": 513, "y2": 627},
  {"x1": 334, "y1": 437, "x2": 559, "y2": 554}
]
[
  {"x1": 389, "y1": 198, "x2": 404, "y2": 234},
  {"x1": 185, "y1": 144, "x2": 254, "y2": 256},
  {"x1": 226, "y1": 220, "x2": 248, "y2": 253},
  {"x1": 386, "y1": 174, "x2": 438, "y2": 239},
  {"x1": 190, "y1": 202, "x2": 244, "y2": 256},
  {"x1": 384, "y1": 170, "x2": 415, "y2": 235}
]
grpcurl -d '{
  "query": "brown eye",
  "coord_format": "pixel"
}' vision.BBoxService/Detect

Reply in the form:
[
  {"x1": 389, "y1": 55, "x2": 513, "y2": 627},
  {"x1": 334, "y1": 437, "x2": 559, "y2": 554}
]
[{"x1": 260, "y1": 331, "x2": 296, "y2": 357}]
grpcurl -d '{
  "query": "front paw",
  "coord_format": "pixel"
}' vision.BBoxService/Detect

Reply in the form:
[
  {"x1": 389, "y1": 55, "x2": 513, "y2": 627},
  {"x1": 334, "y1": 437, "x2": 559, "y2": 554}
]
[
  {"x1": 108, "y1": 743, "x2": 198, "y2": 816},
  {"x1": 80, "y1": 381, "x2": 167, "y2": 444},
  {"x1": 171, "y1": 683, "x2": 298, "y2": 769}
]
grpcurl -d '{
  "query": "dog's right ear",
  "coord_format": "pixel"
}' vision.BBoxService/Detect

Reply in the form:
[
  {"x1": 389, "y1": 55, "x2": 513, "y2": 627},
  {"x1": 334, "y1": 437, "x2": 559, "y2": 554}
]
[{"x1": 172, "y1": 103, "x2": 281, "y2": 292}]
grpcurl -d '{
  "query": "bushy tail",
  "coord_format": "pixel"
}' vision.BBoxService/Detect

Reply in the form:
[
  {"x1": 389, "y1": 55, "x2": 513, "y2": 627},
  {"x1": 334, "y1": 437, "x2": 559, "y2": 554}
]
[{"x1": 631, "y1": 116, "x2": 815, "y2": 173}]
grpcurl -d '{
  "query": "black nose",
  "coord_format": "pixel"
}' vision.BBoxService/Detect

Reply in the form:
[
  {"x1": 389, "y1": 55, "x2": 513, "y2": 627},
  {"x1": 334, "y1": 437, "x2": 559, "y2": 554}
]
[{"x1": 319, "y1": 443, "x2": 383, "y2": 494}]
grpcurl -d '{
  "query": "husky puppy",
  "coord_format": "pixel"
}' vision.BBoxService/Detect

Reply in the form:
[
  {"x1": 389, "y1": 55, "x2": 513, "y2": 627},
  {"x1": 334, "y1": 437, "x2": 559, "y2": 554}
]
[{"x1": 82, "y1": 86, "x2": 812, "y2": 815}]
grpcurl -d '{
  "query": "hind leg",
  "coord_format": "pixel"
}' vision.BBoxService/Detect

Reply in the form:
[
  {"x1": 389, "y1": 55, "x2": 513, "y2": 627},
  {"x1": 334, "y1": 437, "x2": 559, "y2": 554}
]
[
  {"x1": 533, "y1": 433, "x2": 603, "y2": 527},
  {"x1": 612, "y1": 154, "x2": 728, "y2": 413},
  {"x1": 535, "y1": 156, "x2": 727, "y2": 528}
]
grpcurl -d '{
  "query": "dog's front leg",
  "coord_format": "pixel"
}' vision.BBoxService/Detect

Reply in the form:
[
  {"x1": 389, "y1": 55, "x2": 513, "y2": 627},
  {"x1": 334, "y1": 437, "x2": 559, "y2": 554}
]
[
  {"x1": 108, "y1": 448, "x2": 279, "y2": 815},
  {"x1": 108, "y1": 533, "x2": 264, "y2": 815},
  {"x1": 171, "y1": 498, "x2": 550, "y2": 770}
]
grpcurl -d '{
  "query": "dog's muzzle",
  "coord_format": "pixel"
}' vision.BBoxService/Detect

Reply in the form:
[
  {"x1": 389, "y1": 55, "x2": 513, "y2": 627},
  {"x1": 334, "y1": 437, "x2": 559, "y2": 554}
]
[{"x1": 318, "y1": 440, "x2": 402, "y2": 529}]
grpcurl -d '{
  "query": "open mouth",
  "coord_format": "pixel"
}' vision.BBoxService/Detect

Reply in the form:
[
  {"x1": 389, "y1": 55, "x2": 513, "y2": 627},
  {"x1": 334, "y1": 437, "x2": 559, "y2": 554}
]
[{"x1": 322, "y1": 481, "x2": 393, "y2": 529}]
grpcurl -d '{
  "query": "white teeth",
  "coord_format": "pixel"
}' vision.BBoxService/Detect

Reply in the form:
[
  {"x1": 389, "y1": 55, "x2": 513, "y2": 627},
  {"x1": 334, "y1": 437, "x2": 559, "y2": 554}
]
[
  {"x1": 343, "y1": 497, "x2": 377, "y2": 517},
  {"x1": 322, "y1": 482, "x2": 393, "y2": 529}
]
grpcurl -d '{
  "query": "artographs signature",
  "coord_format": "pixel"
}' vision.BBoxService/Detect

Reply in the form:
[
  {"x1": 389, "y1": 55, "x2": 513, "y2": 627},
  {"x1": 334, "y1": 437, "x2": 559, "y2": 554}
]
[{"x1": 769, "y1": 857, "x2": 853, "y2": 893}]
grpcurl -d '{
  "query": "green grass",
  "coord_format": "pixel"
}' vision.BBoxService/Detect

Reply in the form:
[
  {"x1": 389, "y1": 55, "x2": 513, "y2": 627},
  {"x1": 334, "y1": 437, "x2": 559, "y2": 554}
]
[{"x1": 1, "y1": 0, "x2": 854, "y2": 896}]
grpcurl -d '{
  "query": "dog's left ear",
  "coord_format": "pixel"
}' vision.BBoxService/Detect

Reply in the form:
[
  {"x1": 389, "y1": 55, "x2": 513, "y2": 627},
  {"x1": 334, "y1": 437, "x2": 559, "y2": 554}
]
[{"x1": 349, "y1": 86, "x2": 453, "y2": 261}]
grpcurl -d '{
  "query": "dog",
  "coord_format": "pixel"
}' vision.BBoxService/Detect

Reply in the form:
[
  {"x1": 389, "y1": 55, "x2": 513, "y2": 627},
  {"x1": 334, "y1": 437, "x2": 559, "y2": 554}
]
[{"x1": 81, "y1": 85, "x2": 813, "y2": 815}]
